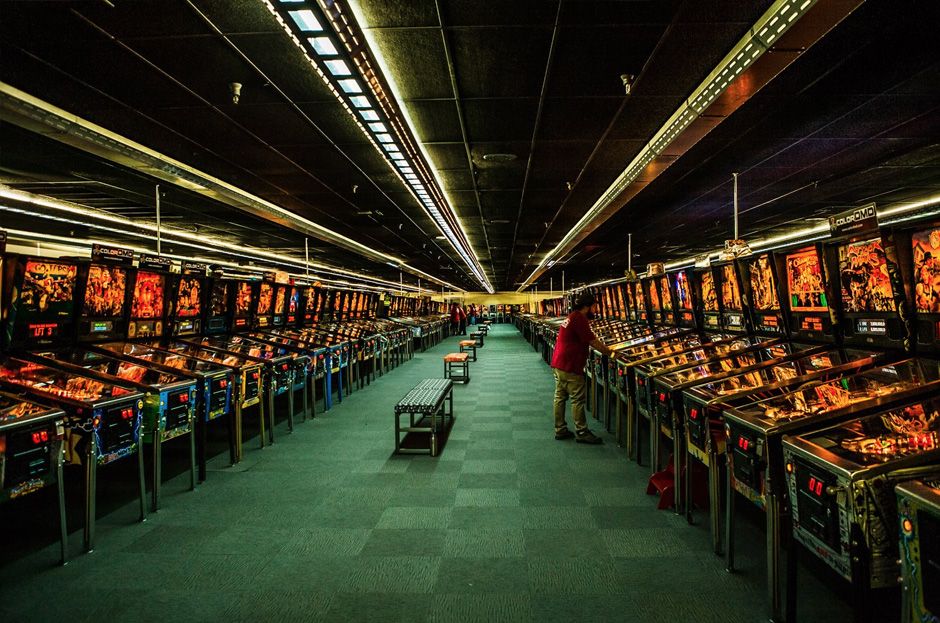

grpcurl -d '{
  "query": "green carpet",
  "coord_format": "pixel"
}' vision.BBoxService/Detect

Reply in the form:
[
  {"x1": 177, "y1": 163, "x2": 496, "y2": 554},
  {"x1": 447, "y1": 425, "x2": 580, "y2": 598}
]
[{"x1": 0, "y1": 324, "x2": 855, "y2": 622}]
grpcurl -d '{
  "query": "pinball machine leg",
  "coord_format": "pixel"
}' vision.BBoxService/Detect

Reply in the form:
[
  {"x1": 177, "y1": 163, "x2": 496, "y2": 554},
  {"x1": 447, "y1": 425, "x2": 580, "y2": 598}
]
[
  {"x1": 685, "y1": 448, "x2": 694, "y2": 525},
  {"x1": 152, "y1": 429, "x2": 162, "y2": 512},
  {"x1": 709, "y1": 452, "x2": 722, "y2": 554},
  {"x1": 133, "y1": 442, "x2": 146, "y2": 524},
  {"x1": 785, "y1": 534, "x2": 798, "y2": 623},
  {"x1": 188, "y1": 418, "x2": 196, "y2": 491},
  {"x1": 234, "y1": 401, "x2": 244, "y2": 461},
  {"x1": 281, "y1": 382, "x2": 291, "y2": 434},
  {"x1": 259, "y1": 397, "x2": 268, "y2": 448},
  {"x1": 84, "y1": 442, "x2": 96, "y2": 553},
  {"x1": 269, "y1": 384, "x2": 277, "y2": 442},
  {"x1": 672, "y1": 413, "x2": 682, "y2": 514},
  {"x1": 56, "y1": 444, "x2": 68, "y2": 565},
  {"x1": 725, "y1": 466, "x2": 736, "y2": 572},
  {"x1": 650, "y1": 412, "x2": 659, "y2": 476},
  {"x1": 615, "y1": 393, "x2": 623, "y2": 447},
  {"x1": 227, "y1": 409, "x2": 237, "y2": 466},
  {"x1": 323, "y1": 371, "x2": 331, "y2": 411},
  {"x1": 301, "y1": 378, "x2": 309, "y2": 422},
  {"x1": 197, "y1": 415, "x2": 208, "y2": 482},
  {"x1": 767, "y1": 491, "x2": 785, "y2": 623},
  {"x1": 627, "y1": 399, "x2": 637, "y2": 462}
]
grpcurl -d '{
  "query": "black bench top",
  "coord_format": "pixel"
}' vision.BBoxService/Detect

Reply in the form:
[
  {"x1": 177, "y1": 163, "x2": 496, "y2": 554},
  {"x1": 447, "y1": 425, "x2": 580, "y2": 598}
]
[{"x1": 395, "y1": 378, "x2": 453, "y2": 413}]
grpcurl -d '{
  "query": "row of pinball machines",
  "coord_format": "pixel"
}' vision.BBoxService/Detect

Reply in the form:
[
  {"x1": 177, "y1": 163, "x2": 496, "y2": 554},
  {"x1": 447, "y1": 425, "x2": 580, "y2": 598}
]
[
  {"x1": 522, "y1": 213, "x2": 940, "y2": 623},
  {"x1": 386, "y1": 295, "x2": 449, "y2": 352},
  {"x1": 0, "y1": 241, "x2": 416, "y2": 561}
]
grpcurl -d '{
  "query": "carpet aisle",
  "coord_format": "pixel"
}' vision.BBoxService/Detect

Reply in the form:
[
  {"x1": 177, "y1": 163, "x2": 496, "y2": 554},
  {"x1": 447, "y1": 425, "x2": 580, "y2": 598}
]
[{"x1": 0, "y1": 324, "x2": 852, "y2": 622}]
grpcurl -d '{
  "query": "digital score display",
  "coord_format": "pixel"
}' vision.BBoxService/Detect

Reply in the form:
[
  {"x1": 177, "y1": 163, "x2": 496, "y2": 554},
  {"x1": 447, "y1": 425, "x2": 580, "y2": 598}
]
[
  {"x1": 856, "y1": 318, "x2": 888, "y2": 335},
  {"x1": 786, "y1": 247, "x2": 828, "y2": 312},
  {"x1": 912, "y1": 226, "x2": 940, "y2": 314},
  {"x1": 28, "y1": 323, "x2": 60, "y2": 339}
]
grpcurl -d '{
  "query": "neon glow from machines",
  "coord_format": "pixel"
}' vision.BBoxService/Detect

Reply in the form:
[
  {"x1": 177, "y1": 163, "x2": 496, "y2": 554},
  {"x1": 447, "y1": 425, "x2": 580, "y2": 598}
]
[
  {"x1": 4, "y1": 259, "x2": 78, "y2": 348},
  {"x1": 171, "y1": 262, "x2": 206, "y2": 337},
  {"x1": 896, "y1": 479, "x2": 940, "y2": 623},
  {"x1": 697, "y1": 266, "x2": 721, "y2": 330},
  {"x1": 911, "y1": 224, "x2": 940, "y2": 353},
  {"x1": 782, "y1": 392, "x2": 940, "y2": 613},
  {"x1": 0, "y1": 390, "x2": 68, "y2": 563},
  {"x1": 718, "y1": 262, "x2": 749, "y2": 333},
  {"x1": 672, "y1": 270, "x2": 696, "y2": 329},
  {"x1": 833, "y1": 234, "x2": 906, "y2": 349}
]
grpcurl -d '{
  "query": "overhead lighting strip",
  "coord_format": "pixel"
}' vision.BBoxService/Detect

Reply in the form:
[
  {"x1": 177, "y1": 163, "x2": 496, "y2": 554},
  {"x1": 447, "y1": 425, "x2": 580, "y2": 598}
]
[
  {"x1": 519, "y1": 0, "x2": 823, "y2": 291},
  {"x1": 569, "y1": 194, "x2": 940, "y2": 292},
  {"x1": 4, "y1": 229, "x2": 421, "y2": 294},
  {"x1": 0, "y1": 185, "x2": 457, "y2": 293},
  {"x1": 262, "y1": 0, "x2": 493, "y2": 293}
]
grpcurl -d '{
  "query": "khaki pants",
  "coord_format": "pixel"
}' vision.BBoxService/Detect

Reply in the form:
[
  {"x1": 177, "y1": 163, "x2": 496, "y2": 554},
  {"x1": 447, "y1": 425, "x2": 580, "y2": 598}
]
[{"x1": 553, "y1": 368, "x2": 587, "y2": 433}]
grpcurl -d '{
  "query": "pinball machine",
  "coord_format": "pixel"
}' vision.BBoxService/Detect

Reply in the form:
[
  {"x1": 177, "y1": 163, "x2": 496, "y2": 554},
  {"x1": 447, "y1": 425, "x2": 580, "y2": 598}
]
[
  {"x1": 0, "y1": 256, "x2": 146, "y2": 552},
  {"x1": 132, "y1": 266, "x2": 263, "y2": 464},
  {"x1": 677, "y1": 248, "x2": 879, "y2": 557},
  {"x1": 234, "y1": 284, "x2": 331, "y2": 416},
  {"x1": 260, "y1": 286, "x2": 351, "y2": 411},
  {"x1": 94, "y1": 269, "x2": 236, "y2": 483},
  {"x1": 779, "y1": 219, "x2": 940, "y2": 623},
  {"x1": 21, "y1": 249, "x2": 199, "y2": 512},
  {"x1": 630, "y1": 260, "x2": 774, "y2": 476},
  {"x1": 0, "y1": 390, "x2": 68, "y2": 563},
  {"x1": 896, "y1": 478, "x2": 940, "y2": 623},
  {"x1": 178, "y1": 275, "x2": 307, "y2": 445}
]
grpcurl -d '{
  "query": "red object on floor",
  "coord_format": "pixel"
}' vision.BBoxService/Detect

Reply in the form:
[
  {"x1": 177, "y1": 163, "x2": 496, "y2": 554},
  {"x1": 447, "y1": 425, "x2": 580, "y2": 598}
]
[{"x1": 647, "y1": 459, "x2": 676, "y2": 510}]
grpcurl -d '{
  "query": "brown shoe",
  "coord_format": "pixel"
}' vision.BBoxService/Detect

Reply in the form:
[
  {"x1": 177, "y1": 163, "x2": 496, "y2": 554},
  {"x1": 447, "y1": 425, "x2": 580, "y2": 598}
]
[
  {"x1": 576, "y1": 430, "x2": 603, "y2": 445},
  {"x1": 555, "y1": 429, "x2": 575, "y2": 440}
]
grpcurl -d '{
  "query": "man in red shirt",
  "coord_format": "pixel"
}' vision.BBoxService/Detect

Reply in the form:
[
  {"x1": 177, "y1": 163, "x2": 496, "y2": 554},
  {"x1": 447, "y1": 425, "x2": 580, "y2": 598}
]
[{"x1": 550, "y1": 293, "x2": 612, "y2": 444}]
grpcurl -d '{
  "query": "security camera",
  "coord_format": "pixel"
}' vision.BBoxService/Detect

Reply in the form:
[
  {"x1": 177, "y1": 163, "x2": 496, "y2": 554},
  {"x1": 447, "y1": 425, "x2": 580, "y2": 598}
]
[
  {"x1": 229, "y1": 82, "x2": 242, "y2": 105},
  {"x1": 620, "y1": 74, "x2": 635, "y2": 95}
]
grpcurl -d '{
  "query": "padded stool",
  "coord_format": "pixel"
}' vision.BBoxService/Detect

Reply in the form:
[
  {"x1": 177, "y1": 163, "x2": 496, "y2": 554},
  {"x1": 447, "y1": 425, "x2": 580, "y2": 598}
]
[
  {"x1": 458, "y1": 339, "x2": 477, "y2": 361},
  {"x1": 470, "y1": 331, "x2": 484, "y2": 347},
  {"x1": 443, "y1": 352, "x2": 470, "y2": 384}
]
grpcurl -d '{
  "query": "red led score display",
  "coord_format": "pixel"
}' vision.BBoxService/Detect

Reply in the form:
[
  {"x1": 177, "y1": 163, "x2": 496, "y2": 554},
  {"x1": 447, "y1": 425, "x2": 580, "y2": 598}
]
[
  {"x1": 737, "y1": 436, "x2": 751, "y2": 451},
  {"x1": 28, "y1": 323, "x2": 59, "y2": 338},
  {"x1": 806, "y1": 476, "x2": 825, "y2": 497},
  {"x1": 31, "y1": 430, "x2": 50, "y2": 445},
  {"x1": 120, "y1": 408, "x2": 135, "y2": 421}
]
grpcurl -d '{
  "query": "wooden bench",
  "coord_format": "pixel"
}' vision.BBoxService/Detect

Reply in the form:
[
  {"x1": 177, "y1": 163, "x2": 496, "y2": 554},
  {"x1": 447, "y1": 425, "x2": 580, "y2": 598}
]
[
  {"x1": 458, "y1": 339, "x2": 477, "y2": 361},
  {"x1": 470, "y1": 331, "x2": 485, "y2": 347},
  {"x1": 443, "y1": 352, "x2": 470, "y2": 384},
  {"x1": 394, "y1": 378, "x2": 454, "y2": 456}
]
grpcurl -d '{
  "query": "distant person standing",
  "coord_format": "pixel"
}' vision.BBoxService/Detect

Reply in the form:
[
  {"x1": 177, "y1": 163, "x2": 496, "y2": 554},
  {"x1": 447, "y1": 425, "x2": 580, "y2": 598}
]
[
  {"x1": 550, "y1": 293, "x2": 611, "y2": 444},
  {"x1": 458, "y1": 304, "x2": 468, "y2": 335},
  {"x1": 450, "y1": 303, "x2": 461, "y2": 336}
]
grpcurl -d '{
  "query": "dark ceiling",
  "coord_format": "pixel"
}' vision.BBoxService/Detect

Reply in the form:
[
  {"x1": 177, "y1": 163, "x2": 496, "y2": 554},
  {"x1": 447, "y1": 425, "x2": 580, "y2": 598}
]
[{"x1": 1, "y1": 0, "x2": 938, "y2": 291}]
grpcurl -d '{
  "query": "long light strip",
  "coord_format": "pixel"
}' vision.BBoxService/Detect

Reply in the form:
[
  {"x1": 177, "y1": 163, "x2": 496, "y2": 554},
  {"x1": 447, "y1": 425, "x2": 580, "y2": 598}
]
[
  {"x1": 0, "y1": 82, "x2": 462, "y2": 291},
  {"x1": 4, "y1": 229, "x2": 430, "y2": 295},
  {"x1": 0, "y1": 185, "x2": 455, "y2": 292},
  {"x1": 519, "y1": 0, "x2": 823, "y2": 291},
  {"x1": 261, "y1": 0, "x2": 493, "y2": 293},
  {"x1": 570, "y1": 194, "x2": 940, "y2": 292}
]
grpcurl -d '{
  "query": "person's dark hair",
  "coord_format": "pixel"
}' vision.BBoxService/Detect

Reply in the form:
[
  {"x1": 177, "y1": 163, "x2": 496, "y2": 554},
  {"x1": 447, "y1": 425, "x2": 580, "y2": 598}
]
[{"x1": 572, "y1": 293, "x2": 596, "y2": 310}]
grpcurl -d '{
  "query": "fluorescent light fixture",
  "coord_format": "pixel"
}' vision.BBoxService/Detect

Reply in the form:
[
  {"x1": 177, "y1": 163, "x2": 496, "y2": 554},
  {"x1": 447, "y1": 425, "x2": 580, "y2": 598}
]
[
  {"x1": 375, "y1": 133, "x2": 394, "y2": 143},
  {"x1": 324, "y1": 59, "x2": 352, "y2": 76},
  {"x1": 368, "y1": 122, "x2": 387, "y2": 132},
  {"x1": 517, "y1": 0, "x2": 822, "y2": 291},
  {"x1": 338, "y1": 79, "x2": 362, "y2": 93},
  {"x1": 359, "y1": 109, "x2": 379, "y2": 121},
  {"x1": 0, "y1": 185, "x2": 465, "y2": 292},
  {"x1": 390, "y1": 153, "x2": 405, "y2": 160},
  {"x1": 309, "y1": 36, "x2": 337, "y2": 55},
  {"x1": 288, "y1": 10, "x2": 322, "y2": 31},
  {"x1": 382, "y1": 144, "x2": 400, "y2": 152},
  {"x1": 348, "y1": 95, "x2": 369, "y2": 108}
]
